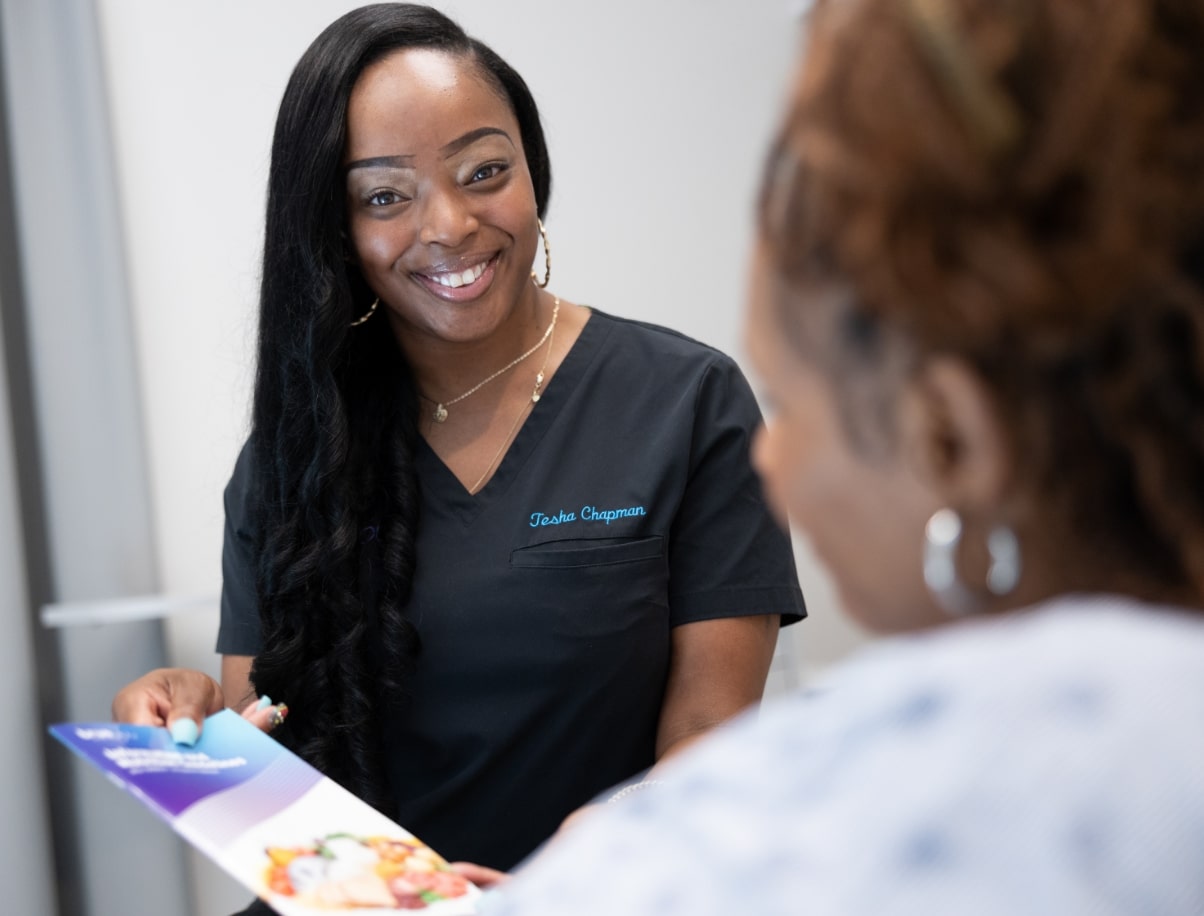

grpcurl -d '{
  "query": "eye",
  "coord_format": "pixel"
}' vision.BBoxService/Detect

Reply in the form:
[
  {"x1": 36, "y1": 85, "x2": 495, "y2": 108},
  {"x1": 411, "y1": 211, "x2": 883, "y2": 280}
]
[
  {"x1": 365, "y1": 188, "x2": 408, "y2": 207},
  {"x1": 469, "y1": 162, "x2": 508, "y2": 184}
]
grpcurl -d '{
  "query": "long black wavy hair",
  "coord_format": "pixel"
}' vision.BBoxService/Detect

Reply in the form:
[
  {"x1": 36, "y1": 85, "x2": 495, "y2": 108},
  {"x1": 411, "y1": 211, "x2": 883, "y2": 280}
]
[{"x1": 248, "y1": 3, "x2": 551, "y2": 812}]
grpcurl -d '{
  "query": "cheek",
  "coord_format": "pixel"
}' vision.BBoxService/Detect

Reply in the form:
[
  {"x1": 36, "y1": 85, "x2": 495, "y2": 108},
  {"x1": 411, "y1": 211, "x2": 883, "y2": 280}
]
[
  {"x1": 503, "y1": 178, "x2": 539, "y2": 220},
  {"x1": 764, "y1": 407, "x2": 892, "y2": 560},
  {"x1": 347, "y1": 217, "x2": 413, "y2": 271},
  {"x1": 752, "y1": 408, "x2": 844, "y2": 535},
  {"x1": 492, "y1": 187, "x2": 540, "y2": 253},
  {"x1": 783, "y1": 431, "x2": 853, "y2": 536},
  {"x1": 786, "y1": 425, "x2": 937, "y2": 630}
]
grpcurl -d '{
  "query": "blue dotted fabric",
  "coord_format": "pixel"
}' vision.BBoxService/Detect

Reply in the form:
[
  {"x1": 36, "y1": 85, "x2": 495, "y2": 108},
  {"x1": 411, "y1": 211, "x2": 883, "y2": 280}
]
[{"x1": 485, "y1": 595, "x2": 1204, "y2": 916}]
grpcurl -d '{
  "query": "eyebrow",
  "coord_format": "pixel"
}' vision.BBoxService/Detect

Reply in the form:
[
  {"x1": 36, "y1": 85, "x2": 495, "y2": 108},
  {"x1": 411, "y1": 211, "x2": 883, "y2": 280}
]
[
  {"x1": 440, "y1": 126, "x2": 513, "y2": 157},
  {"x1": 344, "y1": 127, "x2": 514, "y2": 173}
]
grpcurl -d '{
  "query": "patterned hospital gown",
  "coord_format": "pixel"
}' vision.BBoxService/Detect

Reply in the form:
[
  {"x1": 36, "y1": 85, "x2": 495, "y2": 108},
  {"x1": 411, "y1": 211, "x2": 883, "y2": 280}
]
[{"x1": 483, "y1": 595, "x2": 1204, "y2": 915}]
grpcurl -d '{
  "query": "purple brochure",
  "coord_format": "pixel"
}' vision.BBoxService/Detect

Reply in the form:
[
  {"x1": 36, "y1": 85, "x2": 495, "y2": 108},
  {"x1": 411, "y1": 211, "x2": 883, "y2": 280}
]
[{"x1": 51, "y1": 710, "x2": 481, "y2": 914}]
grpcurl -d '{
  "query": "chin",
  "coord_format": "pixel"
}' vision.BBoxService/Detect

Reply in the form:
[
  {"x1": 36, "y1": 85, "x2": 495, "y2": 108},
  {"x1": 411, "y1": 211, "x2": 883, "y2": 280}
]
[
  {"x1": 834, "y1": 582, "x2": 908, "y2": 635},
  {"x1": 835, "y1": 595, "x2": 884, "y2": 634}
]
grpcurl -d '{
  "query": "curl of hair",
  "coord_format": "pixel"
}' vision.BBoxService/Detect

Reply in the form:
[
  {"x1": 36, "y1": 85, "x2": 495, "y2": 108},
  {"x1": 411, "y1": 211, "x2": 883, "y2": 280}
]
[
  {"x1": 761, "y1": 0, "x2": 1204, "y2": 595},
  {"x1": 248, "y1": 3, "x2": 552, "y2": 811}
]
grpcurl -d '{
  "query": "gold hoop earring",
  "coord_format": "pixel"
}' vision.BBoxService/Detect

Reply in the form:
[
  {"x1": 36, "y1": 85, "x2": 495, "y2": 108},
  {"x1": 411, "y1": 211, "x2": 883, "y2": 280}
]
[
  {"x1": 531, "y1": 218, "x2": 551, "y2": 289},
  {"x1": 349, "y1": 297, "x2": 379, "y2": 328}
]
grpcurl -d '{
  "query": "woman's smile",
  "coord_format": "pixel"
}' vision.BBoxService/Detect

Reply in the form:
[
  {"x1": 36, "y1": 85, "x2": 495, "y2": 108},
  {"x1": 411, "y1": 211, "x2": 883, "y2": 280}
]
[{"x1": 412, "y1": 252, "x2": 500, "y2": 301}]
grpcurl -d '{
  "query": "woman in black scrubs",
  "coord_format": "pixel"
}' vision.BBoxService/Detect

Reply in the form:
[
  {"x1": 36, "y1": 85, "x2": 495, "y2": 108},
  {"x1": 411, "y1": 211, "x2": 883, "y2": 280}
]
[{"x1": 112, "y1": 2, "x2": 804, "y2": 882}]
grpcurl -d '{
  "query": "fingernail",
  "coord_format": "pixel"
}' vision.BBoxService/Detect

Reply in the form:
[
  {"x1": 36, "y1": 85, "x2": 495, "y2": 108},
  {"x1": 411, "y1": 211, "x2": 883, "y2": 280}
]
[
  {"x1": 256, "y1": 694, "x2": 272, "y2": 710},
  {"x1": 268, "y1": 703, "x2": 289, "y2": 730},
  {"x1": 170, "y1": 718, "x2": 199, "y2": 746}
]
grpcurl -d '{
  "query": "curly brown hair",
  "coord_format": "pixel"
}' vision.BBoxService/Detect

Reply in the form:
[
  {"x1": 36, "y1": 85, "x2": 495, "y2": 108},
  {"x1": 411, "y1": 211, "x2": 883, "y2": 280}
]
[{"x1": 761, "y1": 0, "x2": 1204, "y2": 595}]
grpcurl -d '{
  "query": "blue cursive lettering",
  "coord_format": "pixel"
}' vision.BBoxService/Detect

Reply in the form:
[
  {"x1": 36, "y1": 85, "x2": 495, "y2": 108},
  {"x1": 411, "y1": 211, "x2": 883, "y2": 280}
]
[
  {"x1": 529, "y1": 510, "x2": 578, "y2": 528},
  {"x1": 529, "y1": 504, "x2": 647, "y2": 527},
  {"x1": 580, "y1": 504, "x2": 647, "y2": 525}
]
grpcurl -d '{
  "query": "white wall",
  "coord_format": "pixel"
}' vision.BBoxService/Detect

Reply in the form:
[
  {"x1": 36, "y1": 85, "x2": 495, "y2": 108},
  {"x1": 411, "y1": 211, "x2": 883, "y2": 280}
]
[{"x1": 95, "y1": 2, "x2": 865, "y2": 910}]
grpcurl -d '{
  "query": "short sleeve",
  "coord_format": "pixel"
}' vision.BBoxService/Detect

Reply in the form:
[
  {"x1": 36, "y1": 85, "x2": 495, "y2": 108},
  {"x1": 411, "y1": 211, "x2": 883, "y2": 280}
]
[
  {"x1": 667, "y1": 357, "x2": 805, "y2": 627},
  {"x1": 215, "y1": 442, "x2": 263, "y2": 655}
]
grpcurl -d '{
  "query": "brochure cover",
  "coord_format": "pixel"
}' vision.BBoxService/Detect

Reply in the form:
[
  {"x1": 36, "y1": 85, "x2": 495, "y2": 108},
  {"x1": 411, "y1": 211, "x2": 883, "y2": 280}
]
[{"x1": 50, "y1": 710, "x2": 481, "y2": 914}]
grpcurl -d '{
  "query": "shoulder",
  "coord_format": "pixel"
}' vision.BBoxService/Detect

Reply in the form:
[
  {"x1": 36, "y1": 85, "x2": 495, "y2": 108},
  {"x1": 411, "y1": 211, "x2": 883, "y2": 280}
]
[
  {"x1": 223, "y1": 439, "x2": 259, "y2": 529},
  {"x1": 833, "y1": 594, "x2": 1204, "y2": 702},
  {"x1": 803, "y1": 595, "x2": 1204, "y2": 746},
  {"x1": 584, "y1": 309, "x2": 757, "y2": 411},
  {"x1": 588, "y1": 308, "x2": 742, "y2": 374},
  {"x1": 223, "y1": 439, "x2": 255, "y2": 497},
  {"x1": 490, "y1": 598, "x2": 1204, "y2": 915}
]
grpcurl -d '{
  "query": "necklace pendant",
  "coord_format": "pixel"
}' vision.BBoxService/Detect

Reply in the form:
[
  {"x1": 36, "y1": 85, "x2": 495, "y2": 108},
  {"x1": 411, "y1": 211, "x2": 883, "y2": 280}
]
[{"x1": 433, "y1": 404, "x2": 449, "y2": 423}]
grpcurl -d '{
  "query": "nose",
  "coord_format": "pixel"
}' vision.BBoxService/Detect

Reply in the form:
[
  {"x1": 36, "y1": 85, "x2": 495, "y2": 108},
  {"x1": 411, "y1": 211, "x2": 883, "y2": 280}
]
[{"x1": 418, "y1": 184, "x2": 479, "y2": 247}]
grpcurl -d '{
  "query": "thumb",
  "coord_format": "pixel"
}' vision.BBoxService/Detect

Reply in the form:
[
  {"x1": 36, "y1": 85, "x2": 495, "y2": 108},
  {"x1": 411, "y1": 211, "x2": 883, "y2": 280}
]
[{"x1": 111, "y1": 668, "x2": 224, "y2": 746}]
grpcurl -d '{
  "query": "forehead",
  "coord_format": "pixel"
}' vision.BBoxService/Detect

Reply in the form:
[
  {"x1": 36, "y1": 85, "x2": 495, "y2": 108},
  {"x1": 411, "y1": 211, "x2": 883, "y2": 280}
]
[{"x1": 345, "y1": 48, "x2": 518, "y2": 157}]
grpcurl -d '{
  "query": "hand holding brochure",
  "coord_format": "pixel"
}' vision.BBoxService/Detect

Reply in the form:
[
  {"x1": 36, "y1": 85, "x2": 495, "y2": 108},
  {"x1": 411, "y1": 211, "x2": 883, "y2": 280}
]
[{"x1": 50, "y1": 710, "x2": 481, "y2": 914}]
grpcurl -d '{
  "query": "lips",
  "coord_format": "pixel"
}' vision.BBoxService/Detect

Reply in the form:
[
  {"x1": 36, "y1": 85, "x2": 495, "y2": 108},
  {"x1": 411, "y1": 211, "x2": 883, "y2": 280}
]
[
  {"x1": 430, "y1": 261, "x2": 487, "y2": 289},
  {"x1": 413, "y1": 254, "x2": 499, "y2": 301}
]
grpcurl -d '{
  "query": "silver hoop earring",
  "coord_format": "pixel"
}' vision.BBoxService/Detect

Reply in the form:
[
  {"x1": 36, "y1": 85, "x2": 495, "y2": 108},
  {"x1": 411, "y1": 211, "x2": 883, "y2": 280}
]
[
  {"x1": 349, "y1": 297, "x2": 379, "y2": 328},
  {"x1": 530, "y1": 218, "x2": 551, "y2": 288},
  {"x1": 923, "y1": 508, "x2": 1021, "y2": 616}
]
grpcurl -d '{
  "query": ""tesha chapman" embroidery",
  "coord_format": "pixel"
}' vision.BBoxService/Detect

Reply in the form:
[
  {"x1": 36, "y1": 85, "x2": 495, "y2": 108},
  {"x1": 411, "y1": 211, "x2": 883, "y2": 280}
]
[{"x1": 529, "y1": 504, "x2": 647, "y2": 528}]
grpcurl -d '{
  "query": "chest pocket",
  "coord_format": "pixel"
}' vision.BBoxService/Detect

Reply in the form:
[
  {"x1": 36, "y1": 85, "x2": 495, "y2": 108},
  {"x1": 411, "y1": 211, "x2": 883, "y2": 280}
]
[
  {"x1": 510, "y1": 534, "x2": 664, "y2": 569},
  {"x1": 509, "y1": 536, "x2": 669, "y2": 643}
]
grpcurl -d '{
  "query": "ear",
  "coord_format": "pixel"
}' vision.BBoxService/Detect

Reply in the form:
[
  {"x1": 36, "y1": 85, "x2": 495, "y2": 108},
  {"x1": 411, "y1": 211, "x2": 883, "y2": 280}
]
[{"x1": 899, "y1": 356, "x2": 1014, "y2": 511}]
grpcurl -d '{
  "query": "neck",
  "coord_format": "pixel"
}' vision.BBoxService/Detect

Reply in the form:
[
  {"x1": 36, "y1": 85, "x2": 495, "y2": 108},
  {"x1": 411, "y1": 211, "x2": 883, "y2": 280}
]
[
  {"x1": 392, "y1": 286, "x2": 549, "y2": 400},
  {"x1": 973, "y1": 550, "x2": 1204, "y2": 623},
  {"x1": 1012, "y1": 510, "x2": 1204, "y2": 613}
]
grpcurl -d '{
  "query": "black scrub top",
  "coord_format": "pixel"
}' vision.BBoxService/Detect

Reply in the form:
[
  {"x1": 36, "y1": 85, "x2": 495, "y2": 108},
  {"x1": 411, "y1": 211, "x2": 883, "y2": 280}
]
[{"x1": 218, "y1": 309, "x2": 805, "y2": 870}]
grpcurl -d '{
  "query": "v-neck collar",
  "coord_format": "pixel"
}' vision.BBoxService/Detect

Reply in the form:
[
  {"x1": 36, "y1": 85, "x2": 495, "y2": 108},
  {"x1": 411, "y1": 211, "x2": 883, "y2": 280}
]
[{"x1": 416, "y1": 308, "x2": 611, "y2": 525}]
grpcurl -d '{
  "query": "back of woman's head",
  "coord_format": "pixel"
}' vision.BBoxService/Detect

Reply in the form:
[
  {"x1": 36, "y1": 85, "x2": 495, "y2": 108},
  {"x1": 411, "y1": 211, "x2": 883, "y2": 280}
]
[{"x1": 761, "y1": 0, "x2": 1204, "y2": 593}]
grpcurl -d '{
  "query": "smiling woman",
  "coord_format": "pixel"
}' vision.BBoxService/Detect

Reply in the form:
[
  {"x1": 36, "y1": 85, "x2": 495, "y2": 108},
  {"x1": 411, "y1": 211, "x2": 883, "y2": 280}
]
[
  {"x1": 109, "y1": 3, "x2": 805, "y2": 910},
  {"x1": 339, "y1": 45, "x2": 566, "y2": 490}
]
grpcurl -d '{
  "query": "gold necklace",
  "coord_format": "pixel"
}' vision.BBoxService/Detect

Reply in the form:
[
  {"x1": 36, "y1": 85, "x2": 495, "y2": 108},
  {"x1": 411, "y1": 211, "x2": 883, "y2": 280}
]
[
  {"x1": 430, "y1": 304, "x2": 557, "y2": 424},
  {"x1": 470, "y1": 297, "x2": 559, "y2": 493}
]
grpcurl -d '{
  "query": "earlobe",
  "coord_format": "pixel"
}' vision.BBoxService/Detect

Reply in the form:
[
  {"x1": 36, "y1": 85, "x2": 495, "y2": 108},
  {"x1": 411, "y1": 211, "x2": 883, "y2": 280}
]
[{"x1": 903, "y1": 356, "x2": 1013, "y2": 511}]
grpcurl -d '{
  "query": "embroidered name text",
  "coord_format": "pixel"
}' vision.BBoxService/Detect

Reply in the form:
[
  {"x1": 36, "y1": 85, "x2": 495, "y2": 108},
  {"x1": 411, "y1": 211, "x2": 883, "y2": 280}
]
[{"x1": 529, "y1": 505, "x2": 647, "y2": 528}]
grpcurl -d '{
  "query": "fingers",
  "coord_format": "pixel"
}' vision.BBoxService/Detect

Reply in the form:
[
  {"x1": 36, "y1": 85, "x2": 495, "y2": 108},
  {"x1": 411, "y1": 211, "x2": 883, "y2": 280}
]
[
  {"x1": 239, "y1": 695, "x2": 290, "y2": 734},
  {"x1": 160, "y1": 671, "x2": 225, "y2": 745},
  {"x1": 112, "y1": 670, "x2": 176, "y2": 727},
  {"x1": 111, "y1": 668, "x2": 225, "y2": 745},
  {"x1": 112, "y1": 669, "x2": 292, "y2": 749},
  {"x1": 447, "y1": 862, "x2": 510, "y2": 889}
]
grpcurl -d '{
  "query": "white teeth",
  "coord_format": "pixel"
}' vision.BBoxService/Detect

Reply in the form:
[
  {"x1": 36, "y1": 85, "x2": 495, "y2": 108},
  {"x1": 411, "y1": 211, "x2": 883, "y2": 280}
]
[{"x1": 433, "y1": 261, "x2": 487, "y2": 289}]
